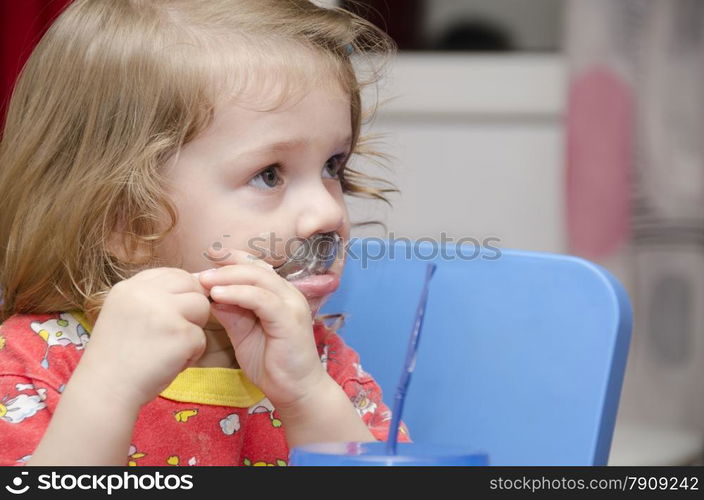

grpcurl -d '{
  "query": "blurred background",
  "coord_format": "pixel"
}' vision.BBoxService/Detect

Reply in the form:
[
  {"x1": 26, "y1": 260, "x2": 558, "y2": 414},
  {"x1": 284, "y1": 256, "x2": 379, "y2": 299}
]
[
  {"x1": 321, "y1": 0, "x2": 704, "y2": 467},
  {"x1": 1, "y1": 0, "x2": 703, "y2": 465}
]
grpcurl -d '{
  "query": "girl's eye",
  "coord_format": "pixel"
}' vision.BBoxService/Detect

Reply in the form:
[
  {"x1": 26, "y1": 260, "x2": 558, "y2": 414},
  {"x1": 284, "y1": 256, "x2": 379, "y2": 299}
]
[
  {"x1": 323, "y1": 154, "x2": 347, "y2": 179},
  {"x1": 248, "y1": 154, "x2": 347, "y2": 191},
  {"x1": 249, "y1": 165, "x2": 282, "y2": 190}
]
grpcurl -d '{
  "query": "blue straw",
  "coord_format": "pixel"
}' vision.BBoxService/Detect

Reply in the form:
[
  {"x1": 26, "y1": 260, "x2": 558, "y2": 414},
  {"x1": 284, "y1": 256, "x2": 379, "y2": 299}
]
[{"x1": 386, "y1": 262, "x2": 437, "y2": 455}]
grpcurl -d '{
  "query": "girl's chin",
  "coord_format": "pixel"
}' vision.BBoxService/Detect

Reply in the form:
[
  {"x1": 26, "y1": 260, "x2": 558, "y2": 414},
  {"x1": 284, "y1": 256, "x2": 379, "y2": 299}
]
[{"x1": 306, "y1": 296, "x2": 327, "y2": 318}]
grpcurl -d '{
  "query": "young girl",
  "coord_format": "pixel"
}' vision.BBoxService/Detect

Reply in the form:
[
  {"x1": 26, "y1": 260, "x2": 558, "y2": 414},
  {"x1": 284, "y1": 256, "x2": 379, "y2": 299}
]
[{"x1": 0, "y1": 0, "x2": 409, "y2": 466}]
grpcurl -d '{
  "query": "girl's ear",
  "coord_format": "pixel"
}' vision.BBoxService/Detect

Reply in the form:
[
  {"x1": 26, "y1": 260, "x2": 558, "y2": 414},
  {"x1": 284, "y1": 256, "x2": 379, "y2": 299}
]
[
  {"x1": 106, "y1": 217, "x2": 152, "y2": 265},
  {"x1": 106, "y1": 232, "x2": 137, "y2": 265}
]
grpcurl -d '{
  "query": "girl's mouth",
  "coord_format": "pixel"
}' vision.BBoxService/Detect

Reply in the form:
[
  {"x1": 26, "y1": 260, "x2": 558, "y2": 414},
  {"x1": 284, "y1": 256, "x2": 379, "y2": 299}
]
[{"x1": 289, "y1": 272, "x2": 341, "y2": 298}]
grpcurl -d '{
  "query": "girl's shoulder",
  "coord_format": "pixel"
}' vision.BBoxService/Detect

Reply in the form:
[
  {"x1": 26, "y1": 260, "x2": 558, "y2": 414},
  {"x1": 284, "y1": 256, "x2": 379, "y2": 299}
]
[{"x1": 0, "y1": 311, "x2": 89, "y2": 387}]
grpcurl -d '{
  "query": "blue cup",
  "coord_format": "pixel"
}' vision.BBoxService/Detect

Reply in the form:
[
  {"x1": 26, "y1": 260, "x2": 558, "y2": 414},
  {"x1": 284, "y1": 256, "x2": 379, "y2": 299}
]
[{"x1": 289, "y1": 442, "x2": 489, "y2": 466}]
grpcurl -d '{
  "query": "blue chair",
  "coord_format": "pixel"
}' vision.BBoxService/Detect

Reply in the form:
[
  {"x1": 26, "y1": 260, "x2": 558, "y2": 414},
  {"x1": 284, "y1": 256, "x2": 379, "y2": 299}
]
[{"x1": 319, "y1": 238, "x2": 632, "y2": 466}]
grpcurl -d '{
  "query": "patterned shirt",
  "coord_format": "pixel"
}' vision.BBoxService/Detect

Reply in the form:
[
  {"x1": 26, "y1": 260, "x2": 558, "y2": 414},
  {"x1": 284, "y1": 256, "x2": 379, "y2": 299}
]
[{"x1": 0, "y1": 310, "x2": 410, "y2": 466}]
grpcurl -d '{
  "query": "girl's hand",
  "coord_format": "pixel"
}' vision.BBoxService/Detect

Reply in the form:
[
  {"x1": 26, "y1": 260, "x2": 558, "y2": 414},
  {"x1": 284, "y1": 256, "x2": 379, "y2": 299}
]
[
  {"x1": 198, "y1": 249, "x2": 327, "y2": 409},
  {"x1": 77, "y1": 267, "x2": 211, "y2": 408}
]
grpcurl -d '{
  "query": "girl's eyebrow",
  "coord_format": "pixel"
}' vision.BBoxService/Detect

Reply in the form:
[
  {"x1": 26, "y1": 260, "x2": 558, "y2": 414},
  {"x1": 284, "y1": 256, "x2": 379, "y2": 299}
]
[{"x1": 238, "y1": 134, "x2": 352, "y2": 159}]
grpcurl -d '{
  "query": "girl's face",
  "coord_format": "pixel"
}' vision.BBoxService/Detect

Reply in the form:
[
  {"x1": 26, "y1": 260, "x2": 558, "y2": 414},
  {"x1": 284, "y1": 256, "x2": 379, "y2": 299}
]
[{"x1": 158, "y1": 83, "x2": 352, "y2": 316}]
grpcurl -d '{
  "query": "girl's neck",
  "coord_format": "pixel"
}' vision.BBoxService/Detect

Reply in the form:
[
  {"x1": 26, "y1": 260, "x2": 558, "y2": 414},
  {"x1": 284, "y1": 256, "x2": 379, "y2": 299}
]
[{"x1": 190, "y1": 326, "x2": 240, "y2": 369}]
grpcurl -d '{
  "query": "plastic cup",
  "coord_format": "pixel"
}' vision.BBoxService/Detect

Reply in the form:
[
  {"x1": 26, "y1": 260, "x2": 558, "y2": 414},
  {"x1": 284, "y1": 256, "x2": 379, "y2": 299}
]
[{"x1": 289, "y1": 442, "x2": 489, "y2": 466}]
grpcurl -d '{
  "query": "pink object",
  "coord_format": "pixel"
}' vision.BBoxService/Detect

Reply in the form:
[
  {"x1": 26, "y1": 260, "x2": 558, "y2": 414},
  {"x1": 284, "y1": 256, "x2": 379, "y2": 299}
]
[
  {"x1": 290, "y1": 272, "x2": 340, "y2": 298},
  {"x1": 566, "y1": 66, "x2": 634, "y2": 259}
]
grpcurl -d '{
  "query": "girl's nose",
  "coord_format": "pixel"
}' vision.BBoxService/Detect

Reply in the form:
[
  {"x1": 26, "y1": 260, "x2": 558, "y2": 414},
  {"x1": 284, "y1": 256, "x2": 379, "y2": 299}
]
[{"x1": 294, "y1": 185, "x2": 346, "y2": 240}]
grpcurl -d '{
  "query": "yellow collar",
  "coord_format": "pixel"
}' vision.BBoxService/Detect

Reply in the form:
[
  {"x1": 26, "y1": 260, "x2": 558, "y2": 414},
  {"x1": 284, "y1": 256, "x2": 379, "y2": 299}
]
[{"x1": 68, "y1": 310, "x2": 265, "y2": 407}]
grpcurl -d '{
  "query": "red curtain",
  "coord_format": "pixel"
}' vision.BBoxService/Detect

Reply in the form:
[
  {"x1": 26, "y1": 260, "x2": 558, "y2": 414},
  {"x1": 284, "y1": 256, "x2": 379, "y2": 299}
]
[{"x1": 0, "y1": 0, "x2": 73, "y2": 129}]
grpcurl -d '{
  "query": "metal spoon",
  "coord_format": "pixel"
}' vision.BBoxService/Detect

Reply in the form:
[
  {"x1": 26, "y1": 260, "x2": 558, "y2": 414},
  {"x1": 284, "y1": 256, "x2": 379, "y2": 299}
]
[{"x1": 273, "y1": 232, "x2": 342, "y2": 281}]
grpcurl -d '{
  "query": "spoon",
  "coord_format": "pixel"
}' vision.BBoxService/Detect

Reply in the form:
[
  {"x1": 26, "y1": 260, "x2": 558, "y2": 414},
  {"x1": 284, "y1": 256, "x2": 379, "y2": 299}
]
[
  {"x1": 386, "y1": 261, "x2": 437, "y2": 454},
  {"x1": 273, "y1": 232, "x2": 342, "y2": 281}
]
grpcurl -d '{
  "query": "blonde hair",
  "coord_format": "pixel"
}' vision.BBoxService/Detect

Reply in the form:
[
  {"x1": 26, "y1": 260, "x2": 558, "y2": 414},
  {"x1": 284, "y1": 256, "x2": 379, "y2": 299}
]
[{"x1": 0, "y1": 0, "x2": 398, "y2": 326}]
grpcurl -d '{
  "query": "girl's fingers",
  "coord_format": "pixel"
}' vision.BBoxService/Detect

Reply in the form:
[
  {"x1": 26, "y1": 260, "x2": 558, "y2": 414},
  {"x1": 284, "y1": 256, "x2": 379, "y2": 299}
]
[
  {"x1": 172, "y1": 291, "x2": 212, "y2": 328},
  {"x1": 209, "y1": 303, "x2": 257, "y2": 332},
  {"x1": 135, "y1": 267, "x2": 211, "y2": 296},
  {"x1": 209, "y1": 285, "x2": 290, "y2": 336},
  {"x1": 209, "y1": 303, "x2": 258, "y2": 350},
  {"x1": 199, "y1": 264, "x2": 292, "y2": 298},
  {"x1": 204, "y1": 247, "x2": 276, "y2": 271}
]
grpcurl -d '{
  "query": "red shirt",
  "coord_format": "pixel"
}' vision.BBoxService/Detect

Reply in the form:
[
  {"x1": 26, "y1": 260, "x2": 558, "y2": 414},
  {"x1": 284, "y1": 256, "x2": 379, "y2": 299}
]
[{"x1": 0, "y1": 310, "x2": 410, "y2": 466}]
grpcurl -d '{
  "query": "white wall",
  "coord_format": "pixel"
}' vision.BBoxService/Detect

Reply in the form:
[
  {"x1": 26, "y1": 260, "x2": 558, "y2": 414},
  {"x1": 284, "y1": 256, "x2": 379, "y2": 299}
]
[
  {"x1": 311, "y1": 0, "x2": 339, "y2": 8},
  {"x1": 348, "y1": 53, "x2": 567, "y2": 254}
]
